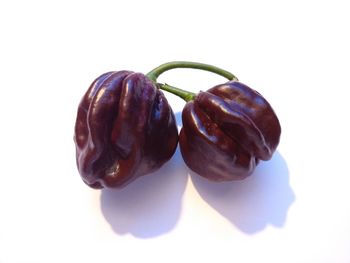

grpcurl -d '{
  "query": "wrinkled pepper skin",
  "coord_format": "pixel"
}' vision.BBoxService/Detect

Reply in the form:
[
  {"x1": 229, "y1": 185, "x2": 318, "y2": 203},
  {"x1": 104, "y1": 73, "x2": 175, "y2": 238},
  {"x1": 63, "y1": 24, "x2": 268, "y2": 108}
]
[
  {"x1": 179, "y1": 81, "x2": 281, "y2": 181},
  {"x1": 74, "y1": 71, "x2": 178, "y2": 189}
]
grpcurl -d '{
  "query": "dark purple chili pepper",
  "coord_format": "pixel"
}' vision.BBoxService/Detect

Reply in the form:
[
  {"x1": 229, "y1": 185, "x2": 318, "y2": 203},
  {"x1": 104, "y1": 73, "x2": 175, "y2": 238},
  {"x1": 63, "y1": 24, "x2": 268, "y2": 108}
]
[
  {"x1": 147, "y1": 61, "x2": 281, "y2": 181},
  {"x1": 74, "y1": 71, "x2": 178, "y2": 189}
]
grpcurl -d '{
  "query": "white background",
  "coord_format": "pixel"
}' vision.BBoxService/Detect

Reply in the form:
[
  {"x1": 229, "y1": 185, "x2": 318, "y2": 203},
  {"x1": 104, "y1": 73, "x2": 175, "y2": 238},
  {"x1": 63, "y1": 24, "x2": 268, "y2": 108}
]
[{"x1": 1, "y1": 0, "x2": 349, "y2": 262}]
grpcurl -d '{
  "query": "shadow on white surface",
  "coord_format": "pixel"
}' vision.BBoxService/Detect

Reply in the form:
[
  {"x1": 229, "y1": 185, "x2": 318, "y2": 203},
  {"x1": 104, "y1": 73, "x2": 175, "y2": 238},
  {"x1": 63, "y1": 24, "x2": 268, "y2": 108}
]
[
  {"x1": 100, "y1": 146, "x2": 188, "y2": 238},
  {"x1": 191, "y1": 151, "x2": 295, "y2": 234}
]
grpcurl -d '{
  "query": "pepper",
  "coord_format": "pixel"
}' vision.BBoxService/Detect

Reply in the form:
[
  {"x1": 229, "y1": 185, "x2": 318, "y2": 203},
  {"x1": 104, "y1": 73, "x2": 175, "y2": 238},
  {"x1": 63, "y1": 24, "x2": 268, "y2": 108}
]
[
  {"x1": 74, "y1": 71, "x2": 178, "y2": 189},
  {"x1": 179, "y1": 81, "x2": 281, "y2": 181},
  {"x1": 147, "y1": 61, "x2": 281, "y2": 181}
]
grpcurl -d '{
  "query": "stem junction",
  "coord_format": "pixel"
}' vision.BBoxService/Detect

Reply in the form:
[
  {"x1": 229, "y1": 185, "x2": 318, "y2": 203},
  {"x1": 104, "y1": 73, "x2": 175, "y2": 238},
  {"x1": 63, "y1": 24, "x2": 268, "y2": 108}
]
[{"x1": 146, "y1": 61, "x2": 238, "y2": 102}]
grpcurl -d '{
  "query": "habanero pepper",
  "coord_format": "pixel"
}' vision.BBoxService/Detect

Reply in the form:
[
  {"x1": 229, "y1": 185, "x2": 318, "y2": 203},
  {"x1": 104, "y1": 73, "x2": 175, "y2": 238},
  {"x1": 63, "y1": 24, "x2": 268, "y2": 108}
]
[
  {"x1": 74, "y1": 71, "x2": 178, "y2": 189},
  {"x1": 179, "y1": 81, "x2": 281, "y2": 181},
  {"x1": 147, "y1": 61, "x2": 281, "y2": 181}
]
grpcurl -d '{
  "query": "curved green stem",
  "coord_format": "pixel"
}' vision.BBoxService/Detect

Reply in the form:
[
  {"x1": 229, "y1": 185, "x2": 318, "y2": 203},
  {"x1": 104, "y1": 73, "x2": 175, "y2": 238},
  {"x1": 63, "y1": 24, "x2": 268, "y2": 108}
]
[
  {"x1": 157, "y1": 83, "x2": 196, "y2": 102},
  {"x1": 146, "y1": 61, "x2": 238, "y2": 82}
]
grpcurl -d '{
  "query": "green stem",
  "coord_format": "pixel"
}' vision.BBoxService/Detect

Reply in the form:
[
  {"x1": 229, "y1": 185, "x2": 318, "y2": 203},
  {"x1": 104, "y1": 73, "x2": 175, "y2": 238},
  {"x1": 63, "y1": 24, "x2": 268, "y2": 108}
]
[
  {"x1": 157, "y1": 83, "x2": 196, "y2": 102},
  {"x1": 146, "y1": 61, "x2": 238, "y2": 82}
]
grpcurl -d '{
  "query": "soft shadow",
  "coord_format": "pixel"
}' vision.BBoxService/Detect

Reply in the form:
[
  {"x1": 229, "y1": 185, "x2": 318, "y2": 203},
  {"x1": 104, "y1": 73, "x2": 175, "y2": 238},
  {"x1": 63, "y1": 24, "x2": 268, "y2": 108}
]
[
  {"x1": 100, "y1": 112, "x2": 188, "y2": 238},
  {"x1": 175, "y1": 111, "x2": 183, "y2": 130},
  {"x1": 191, "y1": 151, "x2": 295, "y2": 234}
]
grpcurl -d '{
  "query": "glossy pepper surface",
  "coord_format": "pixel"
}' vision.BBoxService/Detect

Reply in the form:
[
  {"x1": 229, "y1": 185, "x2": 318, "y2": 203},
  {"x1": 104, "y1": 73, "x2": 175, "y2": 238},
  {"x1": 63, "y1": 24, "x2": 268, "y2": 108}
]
[
  {"x1": 74, "y1": 71, "x2": 178, "y2": 189},
  {"x1": 179, "y1": 81, "x2": 281, "y2": 181}
]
